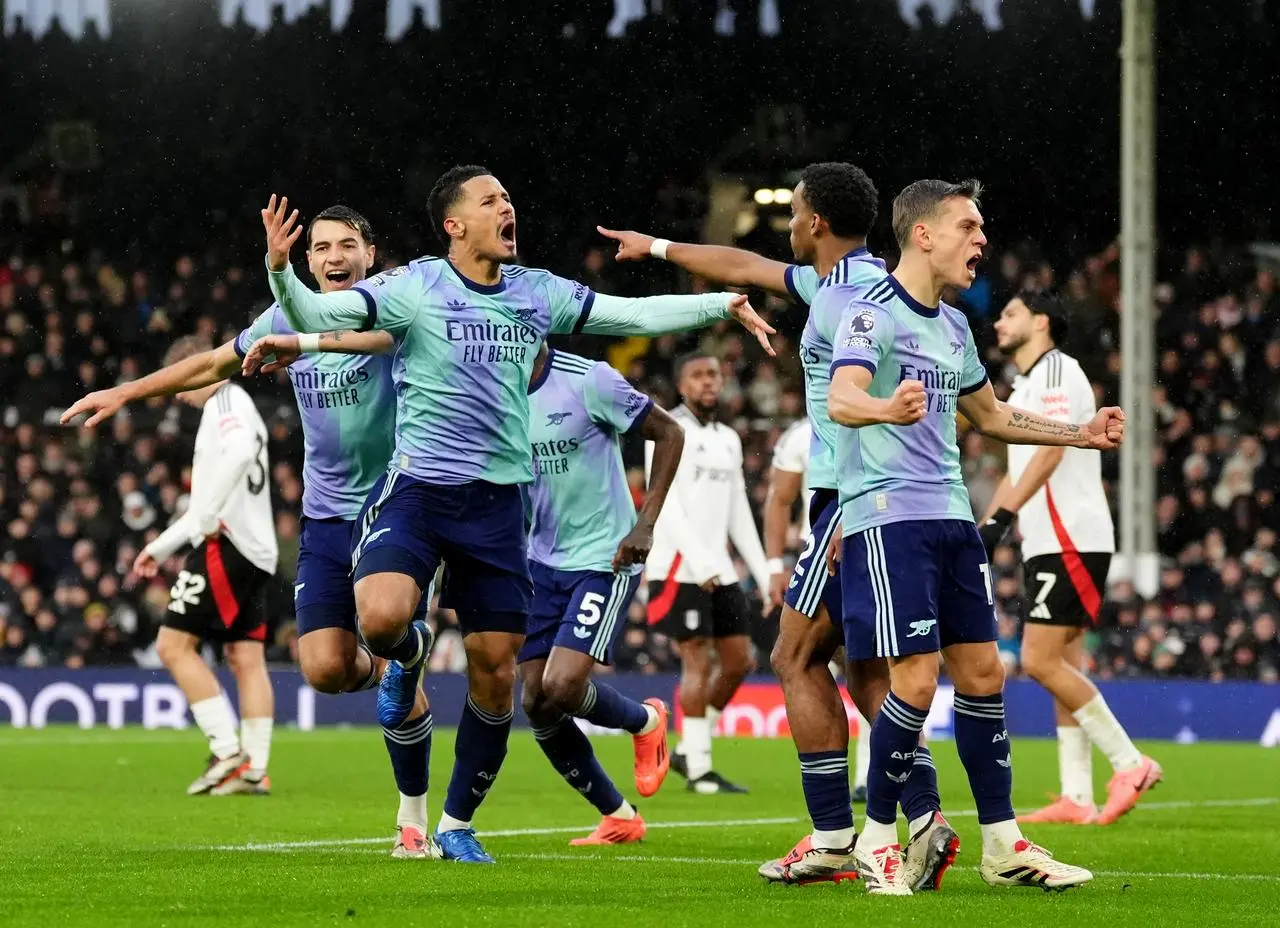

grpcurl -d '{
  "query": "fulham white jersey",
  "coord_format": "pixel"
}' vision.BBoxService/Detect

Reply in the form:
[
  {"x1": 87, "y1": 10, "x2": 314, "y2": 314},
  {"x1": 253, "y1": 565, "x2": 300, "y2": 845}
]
[
  {"x1": 645, "y1": 404, "x2": 771, "y2": 592},
  {"x1": 1006, "y1": 349, "x2": 1115, "y2": 559},
  {"x1": 771, "y1": 418, "x2": 815, "y2": 538},
  {"x1": 146, "y1": 383, "x2": 278, "y2": 575}
]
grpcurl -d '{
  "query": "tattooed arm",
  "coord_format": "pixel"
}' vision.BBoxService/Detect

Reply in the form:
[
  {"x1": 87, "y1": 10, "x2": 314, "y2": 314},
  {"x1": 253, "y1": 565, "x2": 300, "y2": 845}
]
[{"x1": 958, "y1": 380, "x2": 1126, "y2": 451}]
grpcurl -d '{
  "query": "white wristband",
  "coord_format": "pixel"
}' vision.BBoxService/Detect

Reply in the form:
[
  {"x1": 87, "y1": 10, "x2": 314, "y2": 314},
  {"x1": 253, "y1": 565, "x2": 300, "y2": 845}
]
[
  {"x1": 767, "y1": 557, "x2": 785, "y2": 574},
  {"x1": 298, "y1": 333, "x2": 320, "y2": 353},
  {"x1": 649, "y1": 238, "x2": 672, "y2": 260}
]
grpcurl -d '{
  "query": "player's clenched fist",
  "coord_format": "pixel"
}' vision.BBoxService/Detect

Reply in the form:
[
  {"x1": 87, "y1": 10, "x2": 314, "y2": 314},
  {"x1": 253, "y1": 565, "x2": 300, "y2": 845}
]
[
  {"x1": 1082, "y1": 405, "x2": 1126, "y2": 450},
  {"x1": 262, "y1": 194, "x2": 303, "y2": 272},
  {"x1": 885, "y1": 379, "x2": 927, "y2": 425}
]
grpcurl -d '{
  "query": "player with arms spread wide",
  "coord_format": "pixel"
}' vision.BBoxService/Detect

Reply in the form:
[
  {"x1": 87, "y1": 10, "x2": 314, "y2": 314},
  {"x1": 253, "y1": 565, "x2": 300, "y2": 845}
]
[
  {"x1": 520, "y1": 341, "x2": 682, "y2": 845},
  {"x1": 985, "y1": 292, "x2": 1161, "y2": 825},
  {"x1": 602, "y1": 164, "x2": 950, "y2": 889},
  {"x1": 827, "y1": 178, "x2": 1121, "y2": 894},
  {"x1": 63, "y1": 209, "x2": 440, "y2": 857},
  {"x1": 260, "y1": 165, "x2": 774, "y2": 862}
]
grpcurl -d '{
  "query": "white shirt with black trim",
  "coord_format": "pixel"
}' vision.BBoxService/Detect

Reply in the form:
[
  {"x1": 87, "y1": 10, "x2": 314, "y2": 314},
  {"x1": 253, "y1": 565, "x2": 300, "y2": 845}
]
[
  {"x1": 644, "y1": 404, "x2": 771, "y2": 592},
  {"x1": 771, "y1": 418, "x2": 814, "y2": 539},
  {"x1": 145, "y1": 383, "x2": 278, "y2": 575},
  {"x1": 1006, "y1": 349, "x2": 1115, "y2": 559}
]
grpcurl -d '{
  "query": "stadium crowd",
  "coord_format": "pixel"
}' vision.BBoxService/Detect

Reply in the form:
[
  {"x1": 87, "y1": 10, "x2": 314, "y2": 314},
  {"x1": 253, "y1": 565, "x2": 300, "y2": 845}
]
[{"x1": 1, "y1": 200, "x2": 1278, "y2": 684}]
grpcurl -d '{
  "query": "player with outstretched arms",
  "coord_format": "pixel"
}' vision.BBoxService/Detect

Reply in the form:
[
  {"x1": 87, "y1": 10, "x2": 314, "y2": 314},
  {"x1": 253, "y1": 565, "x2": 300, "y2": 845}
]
[
  {"x1": 260, "y1": 166, "x2": 775, "y2": 862},
  {"x1": 643, "y1": 351, "x2": 771, "y2": 794},
  {"x1": 601, "y1": 164, "x2": 949, "y2": 889},
  {"x1": 519, "y1": 342, "x2": 683, "y2": 845},
  {"x1": 984, "y1": 292, "x2": 1161, "y2": 826},
  {"x1": 63, "y1": 209, "x2": 440, "y2": 857},
  {"x1": 126, "y1": 337, "x2": 277, "y2": 797},
  {"x1": 826, "y1": 177, "x2": 1120, "y2": 894}
]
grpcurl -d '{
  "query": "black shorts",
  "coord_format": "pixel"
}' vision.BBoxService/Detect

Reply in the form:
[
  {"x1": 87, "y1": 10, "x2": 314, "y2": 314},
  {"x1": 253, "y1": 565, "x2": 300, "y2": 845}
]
[
  {"x1": 1023, "y1": 553, "x2": 1111, "y2": 628},
  {"x1": 162, "y1": 536, "x2": 272, "y2": 643},
  {"x1": 646, "y1": 580, "x2": 751, "y2": 642}
]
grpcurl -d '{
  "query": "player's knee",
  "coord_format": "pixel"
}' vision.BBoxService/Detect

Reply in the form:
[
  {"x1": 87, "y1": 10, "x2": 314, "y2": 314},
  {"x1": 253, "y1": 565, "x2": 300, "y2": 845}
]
[
  {"x1": 540, "y1": 667, "x2": 588, "y2": 714},
  {"x1": 223, "y1": 641, "x2": 264, "y2": 678},
  {"x1": 299, "y1": 655, "x2": 349, "y2": 694},
  {"x1": 356, "y1": 598, "x2": 412, "y2": 653},
  {"x1": 1019, "y1": 645, "x2": 1055, "y2": 683},
  {"x1": 769, "y1": 624, "x2": 805, "y2": 679},
  {"x1": 154, "y1": 633, "x2": 191, "y2": 669},
  {"x1": 891, "y1": 656, "x2": 940, "y2": 709},
  {"x1": 721, "y1": 642, "x2": 756, "y2": 680}
]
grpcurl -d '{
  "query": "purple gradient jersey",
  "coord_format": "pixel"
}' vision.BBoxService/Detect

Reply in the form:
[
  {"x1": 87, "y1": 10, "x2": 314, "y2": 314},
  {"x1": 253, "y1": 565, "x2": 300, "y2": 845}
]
[
  {"x1": 526, "y1": 350, "x2": 652, "y2": 573},
  {"x1": 827, "y1": 275, "x2": 990, "y2": 537},
  {"x1": 235, "y1": 305, "x2": 395, "y2": 520}
]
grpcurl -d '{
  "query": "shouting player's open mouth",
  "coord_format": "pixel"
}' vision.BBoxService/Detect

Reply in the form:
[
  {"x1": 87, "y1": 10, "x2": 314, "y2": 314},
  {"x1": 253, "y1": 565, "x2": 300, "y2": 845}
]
[
  {"x1": 324, "y1": 268, "x2": 353, "y2": 286},
  {"x1": 499, "y1": 219, "x2": 517, "y2": 252},
  {"x1": 965, "y1": 253, "x2": 982, "y2": 281}
]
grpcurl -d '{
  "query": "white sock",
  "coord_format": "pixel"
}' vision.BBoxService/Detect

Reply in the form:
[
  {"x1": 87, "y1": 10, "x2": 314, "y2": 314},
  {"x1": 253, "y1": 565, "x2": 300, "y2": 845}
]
[
  {"x1": 1057, "y1": 725, "x2": 1094, "y2": 805},
  {"x1": 190, "y1": 693, "x2": 240, "y2": 761},
  {"x1": 853, "y1": 712, "x2": 871, "y2": 789},
  {"x1": 908, "y1": 813, "x2": 934, "y2": 839},
  {"x1": 638, "y1": 704, "x2": 660, "y2": 736},
  {"x1": 436, "y1": 812, "x2": 471, "y2": 833},
  {"x1": 812, "y1": 826, "x2": 855, "y2": 850},
  {"x1": 858, "y1": 818, "x2": 899, "y2": 850},
  {"x1": 607, "y1": 800, "x2": 637, "y2": 820},
  {"x1": 397, "y1": 792, "x2": 427, "y2": 830},
  {"x1": 1073, "y1": 694, "x2": 1143, "y2": 772},
  {"x1": 240, "y1": 717, "x2": 273, "y2": 774},
  {"x1": 681, "y1": 716, "x2": 713, "y2": 779},
  {"x1": 706, "y1": 706, "x2": 722, "y2": 734},
  {"x1": 980, "y1": 819, "x2": 1025, "y2": 857}
]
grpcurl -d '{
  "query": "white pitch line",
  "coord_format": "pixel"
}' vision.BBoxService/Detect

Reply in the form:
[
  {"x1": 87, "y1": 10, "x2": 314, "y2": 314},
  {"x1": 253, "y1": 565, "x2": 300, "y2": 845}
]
[
  {"x1": 205, "y1": 797, "x2": 1278, "y2": 852},
  {"x1": 237, "y1": 848, "x2": 1280, "y2": 883}
]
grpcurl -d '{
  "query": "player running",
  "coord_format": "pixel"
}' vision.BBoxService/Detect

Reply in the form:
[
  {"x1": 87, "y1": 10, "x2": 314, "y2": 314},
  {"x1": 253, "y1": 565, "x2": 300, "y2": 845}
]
[
  {"x1": 62, "y1": 208, "x2": 440, "y2": 858},
  {"x1": 519, "y1": 342, "x2": 680, "y2": 845},
  {"x1": 260, "y1": 165, "x2": 775, "y2": 863},
  {"x1": 600, "y1": 164, "x2": 950, "y2": 890},
  {"x1": 984, "y1": 292, "x2": 1161, "y2": 825},
  {"x1": 125, "y1": 336, "x2": 278, "y2": 798},
  {"x1": 827, "y1": 177, "x2": 1117, "y2": 894},
  {"x1": 643, "y1": 351, "x2": 771, "y2": 794}
]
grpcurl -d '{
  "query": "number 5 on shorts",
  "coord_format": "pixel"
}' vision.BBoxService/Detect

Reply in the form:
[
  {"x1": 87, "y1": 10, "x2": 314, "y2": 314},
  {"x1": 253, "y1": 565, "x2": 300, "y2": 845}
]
[{"x1": 577, "y1": 592, "x2": 605, "y2": 626}]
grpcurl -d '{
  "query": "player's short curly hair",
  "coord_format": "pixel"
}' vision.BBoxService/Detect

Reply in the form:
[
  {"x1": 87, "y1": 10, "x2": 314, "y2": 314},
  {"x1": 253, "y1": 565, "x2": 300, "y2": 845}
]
[
  {"x1": 891, "y1": 178, "x2": 983, "y2": 249},
  {"x1": 1017, "y1": 289, "x2": 1070, "y2": 346},
  {"x1": 429, "y1": 164, "x2": 492, "y2": 248},
  {"x1": 307, "y1": 205, "x2": 375, "y2": 247},
  {"x1": 798, "y1": 162, "x2": 879, "y2": 239}
]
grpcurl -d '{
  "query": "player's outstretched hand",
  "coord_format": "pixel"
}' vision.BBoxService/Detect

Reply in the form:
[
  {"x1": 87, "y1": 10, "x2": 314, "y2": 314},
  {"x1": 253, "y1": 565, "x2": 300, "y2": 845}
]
[
  {"x1": 885, "y1": 379, "x2": 927, "y2": 425},
  {"x1": 1081, "y1": 406, "x2": 1126, "y2": 450},
  {"x1": 130, "y1": 550, "x2": 159, "y2": 583},
  {"x1": 60, "y1": 387, "x2": 128, "y2": 428},
  {"x1": 596, "y1": 226, "x2": 655, "y2": 262},
  {"x1": 612, "y1": 522, "x2": 654, "y2": 573},
  {"x1": 262, "y1": 194, "x2": 302, "y2": 272},
  {"x1": 242, "y1": 334, "x2": 302, "y2": 377},
  {"x1": 727, "y1": 294, "x2": 777, "y2": 357}
]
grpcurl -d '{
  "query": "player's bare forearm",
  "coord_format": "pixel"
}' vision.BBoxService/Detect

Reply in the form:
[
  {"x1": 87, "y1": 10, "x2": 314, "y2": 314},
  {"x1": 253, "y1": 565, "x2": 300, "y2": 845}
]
[
  {"x1": 979, "y1": 403, "x2": 1087, "y2": 446},
  {"x1": 764, "y1": 468, "x2": 803, "y2": 559},
  {"x1": 828, "y1": 377, "x2": 892, "y2": 427},
  {"x1": 1003, "y1": 445, "x2": 1065, "y2": 512},
  {"x1": 128, "y1": 342, "x2": 240, "y2": 401},
  {"x1": 981, "y1": 475, "x2": 1014, "y2": 522},
  {"x1": 666, "y1": 243, "x2": 791, "y2": 294},
  {"x1": 319, "y1": 330, "x2": 395, "y2": 355},
  {"x1": 636, "y1": 406, "x2": 684, "y2": 530}
]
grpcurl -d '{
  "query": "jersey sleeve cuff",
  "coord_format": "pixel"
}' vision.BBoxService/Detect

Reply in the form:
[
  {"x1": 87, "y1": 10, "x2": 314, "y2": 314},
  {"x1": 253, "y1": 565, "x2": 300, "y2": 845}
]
[
  {"x1": 625, "y1": 397, "x2": 654, "y2": 435},
  {"x1": 783, "y1": 265, "x2": 808, "y2": 307},
  {"x1": 356, "y1": 287, "x2": 378, "y2": 331},
  {"x1": 831, "y1": 358, "x2": 877, "y2": 377},
  {"x1": 572, "y1": 290, "x2": 597, "y2": 334},
  {"x1": 959, "y1": 374, "x2": 989, "y2": 396},
  {"x1": 232, "y1": 331, "x2": 250, "y2": 359}
]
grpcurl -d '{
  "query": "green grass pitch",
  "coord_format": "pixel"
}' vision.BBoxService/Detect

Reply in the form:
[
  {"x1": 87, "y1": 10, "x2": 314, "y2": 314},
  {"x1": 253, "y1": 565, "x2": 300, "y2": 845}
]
[{"x1": 1, "y1": 727, "x2": 1277, "y2": 927}]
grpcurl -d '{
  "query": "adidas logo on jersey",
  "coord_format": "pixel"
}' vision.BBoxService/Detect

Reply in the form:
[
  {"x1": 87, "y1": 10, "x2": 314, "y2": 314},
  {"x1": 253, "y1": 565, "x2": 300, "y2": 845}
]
[{"x1": 1030, "y1": 603, "x2": 1053, "y2": 620}]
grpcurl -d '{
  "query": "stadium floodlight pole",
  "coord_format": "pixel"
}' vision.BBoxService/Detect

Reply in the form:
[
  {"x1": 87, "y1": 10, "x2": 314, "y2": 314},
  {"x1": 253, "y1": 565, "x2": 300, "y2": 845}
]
[{"x1": 1120, "y1": 0, "x2": 1158, "y2": 594}]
